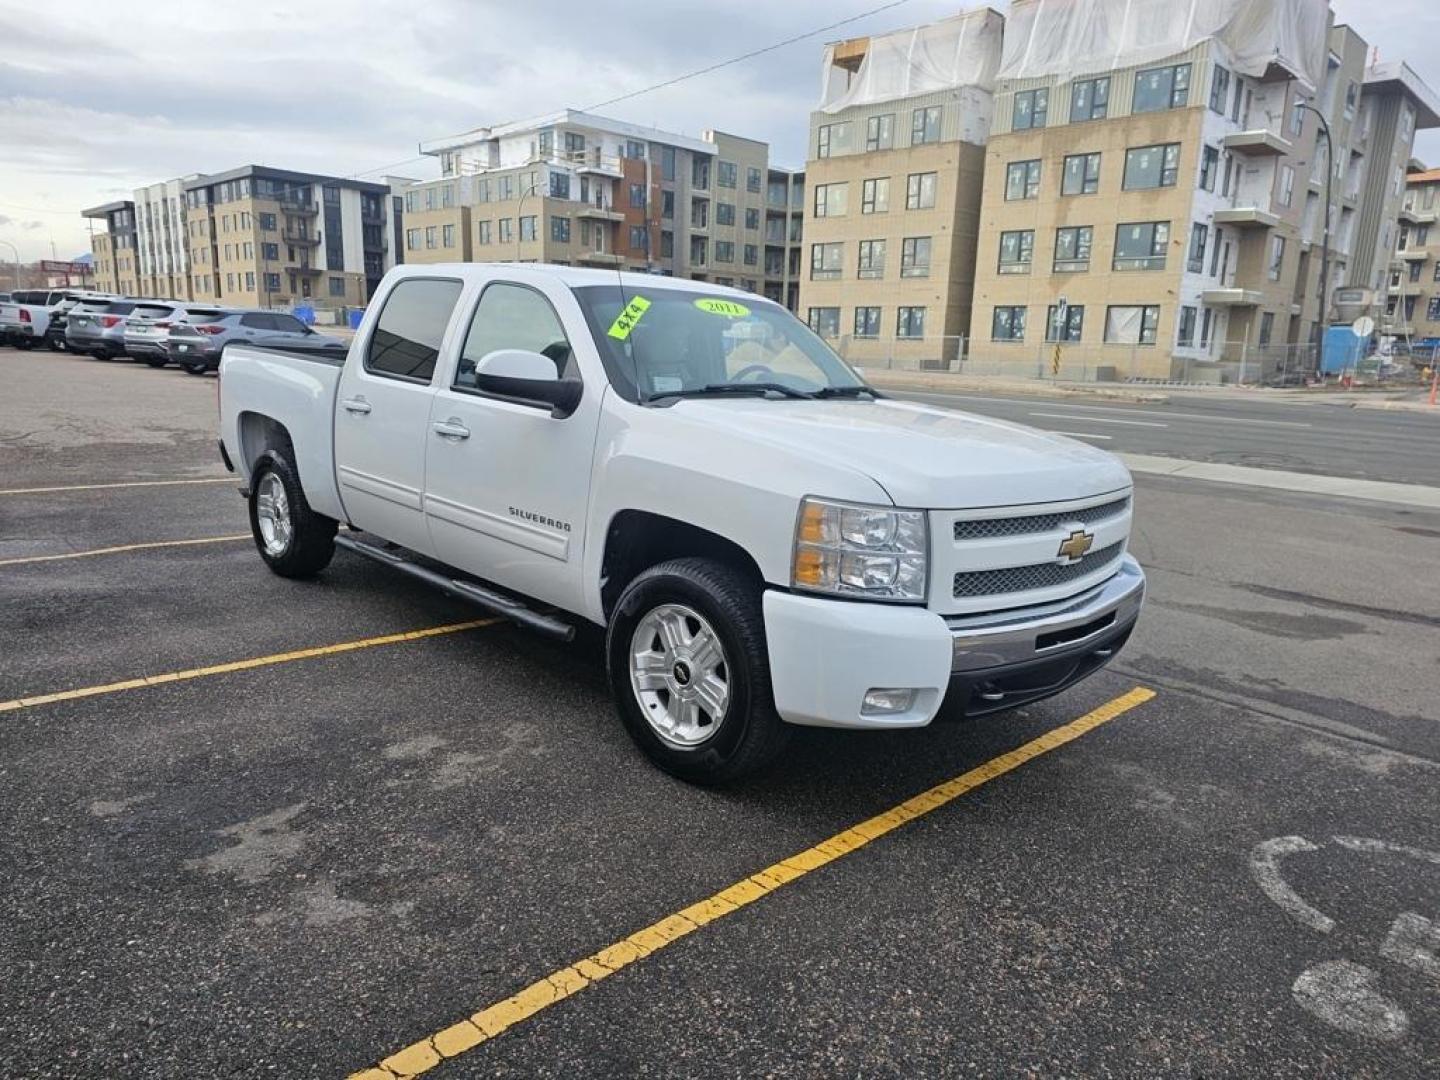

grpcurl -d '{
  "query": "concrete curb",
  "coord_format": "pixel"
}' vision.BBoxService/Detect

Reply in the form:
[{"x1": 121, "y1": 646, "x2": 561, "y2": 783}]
[
  {"x1": 863, "y1": 371, "x2": 1170, "y2": 404},
  {"x1": 1121, "y1": 452, "x2": 1440, "y2": 508}
]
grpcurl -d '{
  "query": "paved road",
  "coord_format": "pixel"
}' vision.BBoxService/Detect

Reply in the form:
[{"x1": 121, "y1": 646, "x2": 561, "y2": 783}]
[
  {"x1": 893, "y1": 387, "x2": 1440, "y2": 487},
  {"x1": 3, "y1": 347, "x2": 1438, "y2": 1078}
]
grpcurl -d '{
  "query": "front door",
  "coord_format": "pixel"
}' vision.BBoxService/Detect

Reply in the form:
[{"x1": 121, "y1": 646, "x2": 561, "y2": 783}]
[
  {"x1": 334, "y1": 276, "x2": 464, "y2": 555},
  {"x1": 423, "y1": 280, "x2": 600, "y2": 611}
]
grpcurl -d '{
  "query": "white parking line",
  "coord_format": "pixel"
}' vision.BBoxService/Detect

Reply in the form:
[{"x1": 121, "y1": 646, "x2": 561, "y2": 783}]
[
  {"x1": 1030, "y1": 412, "x2": 1167, "y2": 428},
  {"x1": 0, "y1": 477, "x2": 233, "y2": 497},
  {"x1": 901, "y1": 391, "x2": 1314, "y2": 428},
  {"x1": 1050, "y1": 431, "x2": 1113, "y2": 440}
]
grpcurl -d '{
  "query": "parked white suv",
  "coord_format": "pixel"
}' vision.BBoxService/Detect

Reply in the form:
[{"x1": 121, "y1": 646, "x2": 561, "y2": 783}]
[{"x1": 218, "y1": 264, "x2": 1143, "y2": 783}]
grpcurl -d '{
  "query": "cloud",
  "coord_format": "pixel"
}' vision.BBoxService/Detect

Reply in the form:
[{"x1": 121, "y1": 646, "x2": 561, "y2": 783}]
[{"x1": 0, "y1": 214, "x2": 46, "y2": 230}]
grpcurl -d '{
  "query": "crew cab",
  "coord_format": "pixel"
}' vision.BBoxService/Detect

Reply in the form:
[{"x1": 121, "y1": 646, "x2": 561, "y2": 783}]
[
  {"x1": 218, "y1": 265, "x2": 1144, "y2": 783},
  {"x1": 0, "y1": 289, "x2": 73, "y2": 348}
]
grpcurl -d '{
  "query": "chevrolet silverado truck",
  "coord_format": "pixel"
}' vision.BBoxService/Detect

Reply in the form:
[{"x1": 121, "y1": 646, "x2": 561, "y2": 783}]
[{"x1": 218, "y1": 264, "x2": 1143, "y2": 783}]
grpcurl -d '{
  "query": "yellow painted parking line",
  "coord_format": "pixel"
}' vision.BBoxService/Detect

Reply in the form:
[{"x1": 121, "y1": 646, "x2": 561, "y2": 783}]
[
  {"x1": 0, "y1": 619, "x2": 498, "y2": 715},
  {"x1": 0, "y1": 534, "x2": 250, "y2": 567},
  {"x1": 351, "y1": 686, "x2": 1158, "y2": 1080},
  {"x1": 0, "y1": 477, "x2": 234, "y2": 496}
]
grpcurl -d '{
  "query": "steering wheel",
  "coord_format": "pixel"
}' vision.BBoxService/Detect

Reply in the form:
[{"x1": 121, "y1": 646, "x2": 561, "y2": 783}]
[{"x1": 730, "y1": 363, "x2": 776, "y2": 383}]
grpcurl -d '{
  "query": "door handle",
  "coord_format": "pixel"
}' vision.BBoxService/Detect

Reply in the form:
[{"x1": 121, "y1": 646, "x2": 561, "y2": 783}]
[
  {"x1": 342, "y1": 397, "x2": 371, "y2": 415},
  {"x1": 432, "y1": 419, "x2": 470, "y2": 440}
]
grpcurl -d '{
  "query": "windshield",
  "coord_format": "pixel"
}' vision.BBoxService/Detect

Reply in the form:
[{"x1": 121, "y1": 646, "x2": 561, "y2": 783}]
[{"x1": 573, "y1": 285, "x2": 867, "y2": 402}]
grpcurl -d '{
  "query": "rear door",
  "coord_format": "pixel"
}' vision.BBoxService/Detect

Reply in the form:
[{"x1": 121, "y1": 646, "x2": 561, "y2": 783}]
[
  {"x1": 422, "y1": 279, "x2": 599, "y2": 609},
  {"x1": 333, "y1": 276, "x2": 465, "y2": 555}
]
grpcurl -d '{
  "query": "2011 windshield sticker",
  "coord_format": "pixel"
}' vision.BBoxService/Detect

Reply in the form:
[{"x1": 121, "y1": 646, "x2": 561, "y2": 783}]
[
  {"x1": 607, "y1": 296, "x2": 652, "y2": 340},
  {"x1": 694, "y1": 298, "x2": 750, "y2": 318}
]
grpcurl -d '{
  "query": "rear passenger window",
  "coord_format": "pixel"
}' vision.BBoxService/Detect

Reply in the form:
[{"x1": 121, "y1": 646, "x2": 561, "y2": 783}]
[
  {"x1": 240, "y1": 312, "x2": 271, "y2": 329},
  {"x1": 456, "y1": 282, "x2": 575, "y2": 390},
  {"x1": 366, "y1": 278, "x2": 463, "y2": 383},
  {"x1": 272, "y1": 314, "x2": 306, "y2": 334}
]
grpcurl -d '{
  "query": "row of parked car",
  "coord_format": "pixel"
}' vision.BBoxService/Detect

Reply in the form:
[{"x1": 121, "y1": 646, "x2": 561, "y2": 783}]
[{"x1": 0, "y1": 289, "x2": 346, "y2": 373}]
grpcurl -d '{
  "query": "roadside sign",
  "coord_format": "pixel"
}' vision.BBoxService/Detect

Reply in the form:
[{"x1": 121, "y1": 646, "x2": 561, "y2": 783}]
[{"x1": 1351, "y1": 316, "x2": 1375, "y2": 338}]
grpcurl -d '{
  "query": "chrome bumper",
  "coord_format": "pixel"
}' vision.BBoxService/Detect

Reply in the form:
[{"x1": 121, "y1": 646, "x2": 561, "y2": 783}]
[{"x1": 948, "y1": 556, "x2": 1145, "y2": 673}]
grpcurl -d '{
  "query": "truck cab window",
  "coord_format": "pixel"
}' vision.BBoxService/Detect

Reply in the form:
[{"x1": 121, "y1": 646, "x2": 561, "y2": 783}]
[
  {"x1": 456, "y1": 282, "x2": 575, "y2": 390},
  {"x1": 365, "y1": 277, "x2": 464, "y2": 382}
]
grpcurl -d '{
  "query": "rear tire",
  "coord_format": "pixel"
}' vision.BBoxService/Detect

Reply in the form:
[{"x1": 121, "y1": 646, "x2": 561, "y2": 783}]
[
  {"x1": 144, "y1": 357, "x2": 168, "y2": 368},
  {"x1": 13, "y1": 338, "x2": 33, "y2": 351},
  {"x1": 247, "y1": 451, "x2": 336, "y2": 578},
  {"x1": 183, "y1": 362, "x2": 208, "y2": 375},
  {"x1": 606, "y1": 557, "x2": 788, "y2": 784}
]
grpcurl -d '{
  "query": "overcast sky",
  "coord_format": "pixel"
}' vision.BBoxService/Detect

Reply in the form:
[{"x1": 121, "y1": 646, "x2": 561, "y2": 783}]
[{"x1": 1, "y1": 0, "x2": 1436, "y2": 262}]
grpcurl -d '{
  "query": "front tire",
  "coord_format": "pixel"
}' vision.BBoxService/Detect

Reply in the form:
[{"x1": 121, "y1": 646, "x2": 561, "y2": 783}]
[
  {"x1": 144, "y1": 356, "x2": 168, "y2": 368},
  {"x1": 183, "y1": 361, "x2": 208, "y2": 375},
  {"x1": 606, "y1": 557, "x2": 788, "y2": 784},
  {"x1": 247, "y1": 451, "x2": 336, "y2": 578}
]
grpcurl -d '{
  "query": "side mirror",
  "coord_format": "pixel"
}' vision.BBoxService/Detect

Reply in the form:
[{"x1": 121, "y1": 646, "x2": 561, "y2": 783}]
[{"x1": 473, "y1": 349, "x2": 583, "y2": 418}]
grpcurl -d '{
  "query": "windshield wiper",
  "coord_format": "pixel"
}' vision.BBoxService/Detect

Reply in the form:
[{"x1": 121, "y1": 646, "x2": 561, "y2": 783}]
[
  {"x1": 812, "y1": 385, "x2": 881, "y2": 399},
  {"x1": 645, "y1": 382, "x2": 817, "y2": 402}
]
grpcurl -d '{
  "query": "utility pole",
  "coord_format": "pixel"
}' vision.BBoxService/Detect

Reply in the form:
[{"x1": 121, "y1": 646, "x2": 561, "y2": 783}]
[
  {"x1": 1298, "y1": 101, "x2": 1334, "y2": 378},
  {"x1": 0, "y1": 239, "x2": 20, "y2": 290}
]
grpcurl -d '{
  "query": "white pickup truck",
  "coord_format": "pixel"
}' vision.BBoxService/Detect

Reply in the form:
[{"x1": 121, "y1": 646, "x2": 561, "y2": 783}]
[{"x1": 218, "y1": 264, "x2": 1143, "y2": 783}]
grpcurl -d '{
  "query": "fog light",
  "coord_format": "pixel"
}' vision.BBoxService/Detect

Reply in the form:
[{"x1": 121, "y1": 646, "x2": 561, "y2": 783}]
[{"x1": 862, "y1": 688, "x2": 917, "y2": 715}]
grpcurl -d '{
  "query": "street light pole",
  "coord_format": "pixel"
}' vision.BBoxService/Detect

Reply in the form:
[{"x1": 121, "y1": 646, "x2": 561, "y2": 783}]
[
  {"x1": 0, "y1": 239, "x2": 21, "y2": 290},
  {"x1": 1299, "y1": 102, "x2": 1334, "y2": 375},
  {"x1": 515, "y1": 182, "x2": 540, "y2": 262}
]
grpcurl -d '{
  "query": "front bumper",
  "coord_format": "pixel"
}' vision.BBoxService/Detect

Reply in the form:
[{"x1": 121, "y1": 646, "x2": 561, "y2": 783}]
[{"x1": 764, "y1": 556, "x2": 1145, "y2": 730}]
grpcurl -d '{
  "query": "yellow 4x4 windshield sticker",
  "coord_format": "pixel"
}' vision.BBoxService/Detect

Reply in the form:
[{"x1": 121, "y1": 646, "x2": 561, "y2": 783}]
[
  {"x1": 694, "y1": 298, "x2": 750, "y2": 318},
  {"x1": 607, "y1": 296, "x2": 652, "y2": 340}
]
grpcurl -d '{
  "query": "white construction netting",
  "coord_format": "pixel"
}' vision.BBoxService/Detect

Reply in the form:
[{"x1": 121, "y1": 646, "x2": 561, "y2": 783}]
[
  {"x1": 818, "y1": 8, "x2": 1005, "y2": 114},
  {"x1": 998, "y1": 0, "x2": 1330, "y2": 91}
]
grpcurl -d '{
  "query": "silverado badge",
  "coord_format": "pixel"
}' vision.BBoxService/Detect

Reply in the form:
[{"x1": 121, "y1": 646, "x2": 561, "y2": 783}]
[{"x1": 1056, "y1": 528, "x2": 1095, "y2": 563}]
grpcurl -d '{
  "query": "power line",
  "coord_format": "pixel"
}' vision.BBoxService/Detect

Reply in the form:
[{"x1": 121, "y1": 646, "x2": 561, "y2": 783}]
[{"x1": 581, "y1": 0, "x2": 914, "y2": 112}]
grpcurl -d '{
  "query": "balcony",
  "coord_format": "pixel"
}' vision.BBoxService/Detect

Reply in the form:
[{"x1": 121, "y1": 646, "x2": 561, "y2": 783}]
[
  {"x1": 577, "y1": 250, "x2": 623, "y2": 266},
  {"x1": 1397, "y1": 248, "x2": 1428, "y2": 261},
  {"x1": 284, "y1": 232, "x2": 320, "y2": 246},
  {"x1": 1400, "y1": 204, "x2": 1437, "y2": 224},
  {"x1": 1223, "y1": 130, "x2": 1293, "y2": 157},
  {"x1": 1202, "y1": 287, "x2": 1264, "y2": 306},
  {"x1": 1387, "y1": 280, "x2": 1422, "y2": 296},
  {"x1": 576, "y1": 203, "x2": 624, "y2": 222},
  {"x1": 289, "y1": 263, "x2": 323, "y2": 276},
  {"x1": 1214, "y1": 207, "x2": 1280, "y2": 230},
  {"x1": 279, "y1": 200, "x2": 318, "y2": 217},
  {"x1": 568, "y1": 149, "x2": 624, "y2": 178}
]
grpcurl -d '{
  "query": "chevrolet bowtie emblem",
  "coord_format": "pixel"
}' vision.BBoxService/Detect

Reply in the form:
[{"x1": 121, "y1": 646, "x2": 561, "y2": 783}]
[{"x1": 1057, "y1": 529, "x2": 1094, "y2": 563}]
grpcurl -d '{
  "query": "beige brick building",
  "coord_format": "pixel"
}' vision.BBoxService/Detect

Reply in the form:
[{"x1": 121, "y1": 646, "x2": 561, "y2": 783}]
[
  {"x1": 1391, "y1": 167, "x2": 1440, "y2": 345},
  {"x1": 799, "y1": 9, "x2": 1003, "y2": 367},
  {"x1": 399, "y1": 111, "x2": 806, "y2": 310}
]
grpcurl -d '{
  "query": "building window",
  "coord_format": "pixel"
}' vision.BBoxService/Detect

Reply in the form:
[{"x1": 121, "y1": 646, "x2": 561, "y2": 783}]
[
  {"x1": 1123, "y1": 143, "x2": 1181, "y2": 189},
  {"x1": 998, "y1": 229, "x2": 1034, "y2": 274},
  {"x1": 1071, "y1": 76, "x2": 1109, "y2": 122},
  {"x1": 857, "y1": 239, "x2": 886, "y2": 279},
  {"x1": 1177, "y1": 306, "x2": 1198, "y2": 346},
  {"x1": 1278, "y1": 165, "x2": 1295, "y2": 207},
  {"x1": 436, "y1": 223, "x2": 452, "y2": 248},
  {"x1": 692, "y1": 158, "x2": 710, "y2": 190},
  {"x1": 692, "y1": 198, "x2": 709, "y2": 228},
  {"x1": 911, "y1": 105, "x2": 941, "y2": 145},
  {"x1": 1005, "y1": 159, "x2": 1042, "y2": 200},
  {"x1": 660, "y1": 230, "x2": 674, "y2": 258},
  {"x1": 424, "y1": 188, "x2": 436, "y2": 211},
  {"x1": 498, "y1": 218, "x2": 513, "y2": 243},
  {"x1": 477, "y1": 220, "x2": 491, "y2": 245},
  {"x1": 1344, "y1": 81, "x2": 1358, "y2": 120},
  {"x1": 866, "y1": 114, "x2": 894, "y2": 152},
  {"x1": 1258, "y1": 311, "x2": 1275, "y2": 347},
  {"x1": 519, "y1": 216, "x2": 536, "y2": 242},
  {"x1": 1200, "y1": 145, "x2": 1219, "y2": 191},
  {"x1": 717, "y1": 202, "x2": 735, "y2": 226},
  {"x1": 497, "y1": 175, "x2": 515, "y2": 200},
  {"x1": 626, "y1": 183, "x2": 645, "y2": 209},
  {"x1": 1134, "y1": 64, "x2": 1191, "y2": 113},
  {"x1": 258, "y1": 212, "x2": 276, "y2": 232},
  {"x1": 861, "y1": 177, "x2": 890, "y2": 213},
  {"x1": 1268, "y1": 235, "x2": 1286, "y2": 280},
  {"x1": 1104, "y1": 305, "x2": 1160, "y2": 344},
  {"x1": 1046, "y1": 304, "x2": 1084, "y2": 342},
  {"x1": 743, "y1": 243, "x2": 757, "y2": 266},
  {"x1": 424, "y1": 226, "x2": 436, "y2": 249},
  {"x1": 854, "y1": 306, "x2": 881, "y2": 338},
  {"x1": 1211, "y1": 227, "x2": 1224, "y2": 276},
  {"x1": 1200, "y1": 309, "x2": 1214, "y2": 348},
  {"x1": 690, "y1": 236, "x2": 708, "y2": 266},
  {"x1": 261, "y1": 242, "x2": 279, "y2": 260},
  {"x1": 813, "y1": 183, "x2": 848, "y2": 217},
  {"x1": 810, "y1": 242, "x2": 843, "y2": 280},
  {"x1": 550, "y1": 216, "x2": 570, "y2": 243},
  {"x1": 1061, "y1": 153, "x2": 1101, "y2": 195},
  {"x1": 328, "y1": 276, "x2": 346, "y2": 298},
  {"x1": 477, "y1": 179, "x2": 490, "y2": 203},
  {"x1": 1410, "y1": 260, "x2": 1423, "y2": 283},
  {"x1": 1053, "y1": 226, "x2": 1093, "y2": 272},
  {"x1": 715, "y1": 241, "x2": 734, "y2": 263},
  {"x1": 548, "y1": 172, "x2": 570, "y2": 199},
  {"x1": 1114, "y1": 221, "x2": 1170, "y2": 271},
  {"x1": 717, "y1": 161, "x2": 737, "y2": 188},
  {"x1": 1013, "y1": 88, "x2": 1048, "y2": 130},
  {"x1": 746, "y1": 167, "x2": 762, "y2": 194},
  {"x1": 992, "y1": 306, "x2": 1027, "y2": 341},
  {"x1": 896, "y1": 306, "x2": 926, "y2": 339},
  {"x1": 264, "y1": 272, "x2": 281, "y2": 293},
  {"x1": 906, "y1": 172, "x2": 937, "y2": 210},
  {"x1": 1210, "y1": 65, "x2": 1230, "y2": 113},
  {"x1": 441, "y1": 184, "x2": 454, "y2": 208},
  {"x1": 1289, "y1": 96, "x2": 1306, "y2": 137},
  {"x1": 816, "y1": 123, "x2": 848, "y2": 158},
  {"x1": 659, "y1": 146, "x2": 676, "y2": 181},
  {"x1": 1188, "y1": 223, "x2": 1208, "y2": 273},
  {"x1": 900, "y1": 236, "x2": 931, "y2": 278},
  {"x1": 808, "y1": 307, "x2": 840, "y2": 338},
  {"x1": 625, "y1": 139, "x2": 646, "y2": 160},
  {"x1": 564, "y1": 132, "x2": 585, "y2": 156},
  {"x1": 744, "y1": 207, "x2": 760, "y2": 230},
  {"x1": 1427, "y1": 296, "x2": 1440, "y2": 321}
]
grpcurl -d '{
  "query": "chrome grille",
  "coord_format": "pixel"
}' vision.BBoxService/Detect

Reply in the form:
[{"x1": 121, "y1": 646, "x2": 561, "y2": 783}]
[
  {"x1": 952, "y1": 542, "x2": 1124, "y2": 598},
  {"x1": 953, "y1": 496, "x2": 1130, "y2": 542}
]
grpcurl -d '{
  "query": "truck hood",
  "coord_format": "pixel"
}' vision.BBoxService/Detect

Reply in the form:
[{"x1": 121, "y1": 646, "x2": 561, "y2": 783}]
[{"x1": 668, "y1": 396, "x2": 1131, "y2": 508}]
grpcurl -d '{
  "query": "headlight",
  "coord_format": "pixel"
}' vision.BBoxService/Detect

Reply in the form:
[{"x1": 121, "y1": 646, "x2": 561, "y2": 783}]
[{"x1": 791, "y1": 496, "x2": 928, "y2": 602}]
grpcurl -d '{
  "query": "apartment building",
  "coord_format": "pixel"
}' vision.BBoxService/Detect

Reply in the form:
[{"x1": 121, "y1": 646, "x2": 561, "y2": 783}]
[
  {"x1": 401, "y1": 110, "x2": 805, "y2": 309},
  {"x1": 800, "y1": 8, "x2": 1005, "y2": 365},
  {"x1": 84, "y1": 166, "x2": 400, "y2": 307},
  {"x1": 1391, "y1": 166, "x2": 1440, "y2": 344},
  {"x1": 83, "y1": 201, "x2": 139, "y2": 295}
]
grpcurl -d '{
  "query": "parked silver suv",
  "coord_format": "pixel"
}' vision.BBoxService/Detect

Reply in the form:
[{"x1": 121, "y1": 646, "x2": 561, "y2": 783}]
[
  {"x1": 167, "y1": 310, "x2": 345, "y2": 375},
  {"x1": 65, "y1": 298, "x2": 142, "y2": 359},
  {"x1": 125, "y1": 302, "x2": 232, "y2": 367}
]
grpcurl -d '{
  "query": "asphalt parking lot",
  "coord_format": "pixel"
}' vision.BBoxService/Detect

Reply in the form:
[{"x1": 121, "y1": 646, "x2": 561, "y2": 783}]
[{"x1": 3, "y1": 346, "x2": 1438, "y2": 1078}]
